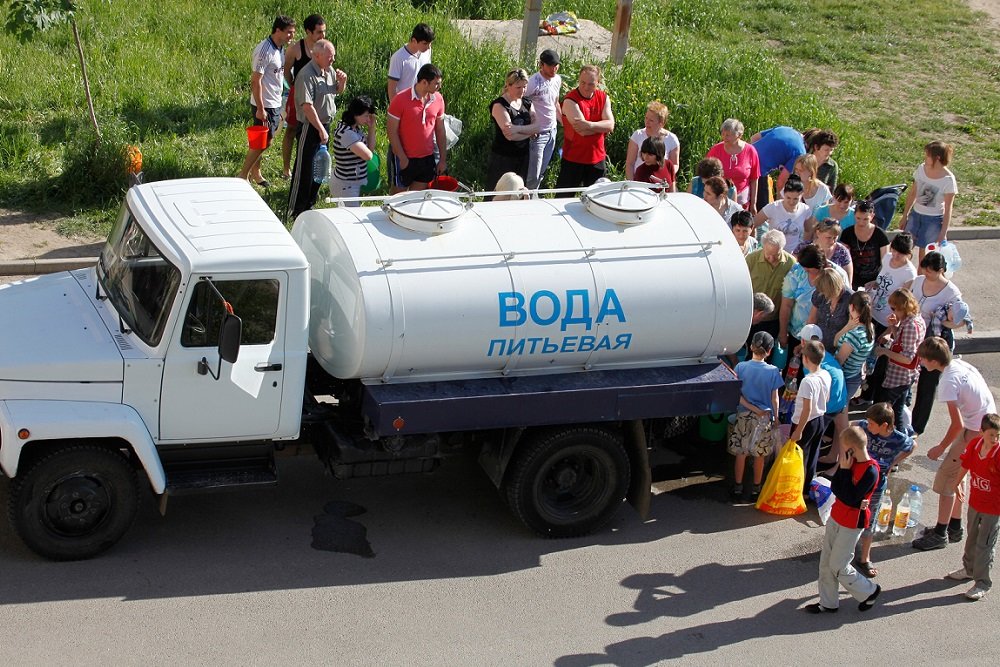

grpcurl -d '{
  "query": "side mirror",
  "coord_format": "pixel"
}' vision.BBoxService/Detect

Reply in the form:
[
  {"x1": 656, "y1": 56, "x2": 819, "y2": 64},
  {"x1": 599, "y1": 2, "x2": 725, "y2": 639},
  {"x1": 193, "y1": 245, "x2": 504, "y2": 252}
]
[{"x1": 219, "y1": 313, "x2": 242, "y2": 364}]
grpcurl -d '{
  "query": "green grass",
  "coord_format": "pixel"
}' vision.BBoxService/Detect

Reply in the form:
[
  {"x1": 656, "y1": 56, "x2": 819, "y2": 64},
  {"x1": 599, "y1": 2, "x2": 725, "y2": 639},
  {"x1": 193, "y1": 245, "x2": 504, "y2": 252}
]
[{"x1": 0, "y1": 0, "x2": 994, "y2": 232}]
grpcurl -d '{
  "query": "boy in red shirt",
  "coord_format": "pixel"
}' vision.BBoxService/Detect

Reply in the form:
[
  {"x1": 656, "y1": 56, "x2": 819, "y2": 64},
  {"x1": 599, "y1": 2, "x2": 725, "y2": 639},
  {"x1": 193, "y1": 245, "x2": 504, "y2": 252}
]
[{"x1": 946, "y1": 413, "x2": 1000, "y2": 601}]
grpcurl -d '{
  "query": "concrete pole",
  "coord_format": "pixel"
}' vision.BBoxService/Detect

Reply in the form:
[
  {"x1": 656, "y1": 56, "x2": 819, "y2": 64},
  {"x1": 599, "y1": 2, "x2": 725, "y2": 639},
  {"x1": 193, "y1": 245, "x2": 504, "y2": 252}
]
[
  {"x1": 520, "y1": 0, "x2": 543, "y2": 65},
  {"x1": 611, "y1": 0, "x2": 633, "y2": 65}
]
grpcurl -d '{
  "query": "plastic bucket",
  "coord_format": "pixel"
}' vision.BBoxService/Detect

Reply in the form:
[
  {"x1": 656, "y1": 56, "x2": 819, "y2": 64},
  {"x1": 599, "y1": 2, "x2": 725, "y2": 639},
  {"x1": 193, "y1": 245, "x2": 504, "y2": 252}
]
[
  {"x1": 431, "y1": 175, "x2": 459, "y2": 191},
  {"x1": 698, "y1": 413, "x2": 729, "y2": 442},
  {"x1": 246, "y1": 125, "x2": 269, "y2": 150},
  {"x1": 361, "y1": 154, "x2": 382, "y2": 195}
]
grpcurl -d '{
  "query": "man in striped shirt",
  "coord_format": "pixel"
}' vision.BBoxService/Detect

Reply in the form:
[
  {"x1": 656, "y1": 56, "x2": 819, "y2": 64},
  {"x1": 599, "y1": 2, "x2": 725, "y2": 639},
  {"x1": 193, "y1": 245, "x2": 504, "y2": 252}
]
[{"x1": 238, "y1": 16, "x2": 296, "y2": 187}]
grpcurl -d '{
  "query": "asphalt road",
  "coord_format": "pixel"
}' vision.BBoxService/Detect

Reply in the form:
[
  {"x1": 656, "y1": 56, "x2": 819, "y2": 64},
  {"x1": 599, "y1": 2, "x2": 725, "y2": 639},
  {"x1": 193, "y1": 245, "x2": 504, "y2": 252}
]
[{"x1": 1, "y1": 355, "x2": 998, "y2": 665}]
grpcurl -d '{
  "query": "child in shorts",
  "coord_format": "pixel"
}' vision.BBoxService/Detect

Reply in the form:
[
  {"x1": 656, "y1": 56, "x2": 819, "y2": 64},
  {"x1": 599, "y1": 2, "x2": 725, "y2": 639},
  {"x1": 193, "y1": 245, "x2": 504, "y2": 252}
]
[
  {"x1": 854, "y1": 402, "x2": 915, "y2": 577},
  {"x1": 945, "y1": 413, "x2": 1000, "y2": 600},
  {"x1": 729, "y1": 331, "x2": 784, "y2": 501}
]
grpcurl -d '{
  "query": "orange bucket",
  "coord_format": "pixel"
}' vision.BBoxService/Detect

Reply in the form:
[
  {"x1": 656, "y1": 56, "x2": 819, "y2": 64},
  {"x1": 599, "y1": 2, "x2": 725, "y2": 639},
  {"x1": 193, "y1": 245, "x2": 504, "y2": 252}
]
[
  {"x1": 431, "y1": 175, "x2": 459, "y2": 191},
  {"x1": 246, "y1": 125, "x2": 269, "y2": 150}
]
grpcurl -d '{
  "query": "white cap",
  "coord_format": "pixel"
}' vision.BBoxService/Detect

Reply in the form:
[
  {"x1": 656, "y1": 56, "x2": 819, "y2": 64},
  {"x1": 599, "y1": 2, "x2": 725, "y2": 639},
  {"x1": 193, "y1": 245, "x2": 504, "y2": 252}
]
[{"x1": 798, "y1": 323, "x2": 823, "y2": 341}]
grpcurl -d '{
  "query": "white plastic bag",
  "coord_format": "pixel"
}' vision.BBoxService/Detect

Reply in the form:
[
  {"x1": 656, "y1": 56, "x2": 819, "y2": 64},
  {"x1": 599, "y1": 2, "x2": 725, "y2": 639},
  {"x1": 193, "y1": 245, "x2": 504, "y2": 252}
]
[{"x1": 809, "y1": 476, "x2": 835, "y2": 525}]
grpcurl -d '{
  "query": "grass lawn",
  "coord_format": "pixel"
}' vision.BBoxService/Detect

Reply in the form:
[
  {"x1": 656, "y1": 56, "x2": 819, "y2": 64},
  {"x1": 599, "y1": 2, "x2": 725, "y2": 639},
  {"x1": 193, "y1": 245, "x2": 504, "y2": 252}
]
[{"x1": 0, "y1": 0, "x2": 996, "y2": 231}]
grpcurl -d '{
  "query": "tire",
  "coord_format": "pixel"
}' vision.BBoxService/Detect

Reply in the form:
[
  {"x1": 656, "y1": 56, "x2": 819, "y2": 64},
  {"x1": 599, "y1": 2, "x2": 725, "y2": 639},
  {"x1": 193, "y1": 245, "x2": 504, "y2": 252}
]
[
  {"x1": 504, "y1": 427, "x2": 630, "y2": 538},
  {"x1": 9, "y1": 445, "x2": 141, "y2": 561}
]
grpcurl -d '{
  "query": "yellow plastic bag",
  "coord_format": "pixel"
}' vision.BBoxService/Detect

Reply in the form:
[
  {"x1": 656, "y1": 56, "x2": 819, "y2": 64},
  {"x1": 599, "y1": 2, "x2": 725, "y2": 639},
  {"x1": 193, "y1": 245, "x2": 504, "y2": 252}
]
[{"x1": 755, "y1": 439, "x2": 806, "y2": 515}]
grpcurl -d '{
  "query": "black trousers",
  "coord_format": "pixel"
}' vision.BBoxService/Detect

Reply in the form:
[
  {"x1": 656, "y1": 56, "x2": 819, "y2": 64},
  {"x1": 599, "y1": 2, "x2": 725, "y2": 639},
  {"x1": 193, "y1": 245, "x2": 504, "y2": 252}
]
[
  {"x1": 911, "y1": 368, "x2": 941, "y2": 435},
  {"x1": 555, "y1": 158, "x2": 606, "y2": 197},
  {"x1": 287, "y1": 121, "x2": 328, "y2": 220},
  {"x1": 797, "y1": 415, "x2": 827, "y2": 496}
]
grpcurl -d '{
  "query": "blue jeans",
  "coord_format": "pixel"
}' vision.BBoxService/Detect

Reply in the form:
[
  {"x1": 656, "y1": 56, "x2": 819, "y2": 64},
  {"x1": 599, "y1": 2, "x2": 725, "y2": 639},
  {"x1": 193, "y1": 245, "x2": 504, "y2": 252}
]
[
  {"x1": 905, "y1": 210, "x2": 943, "y2": 248},
  {"x1": 526, "y1": 127, "x2": 557, "y2": 189}
]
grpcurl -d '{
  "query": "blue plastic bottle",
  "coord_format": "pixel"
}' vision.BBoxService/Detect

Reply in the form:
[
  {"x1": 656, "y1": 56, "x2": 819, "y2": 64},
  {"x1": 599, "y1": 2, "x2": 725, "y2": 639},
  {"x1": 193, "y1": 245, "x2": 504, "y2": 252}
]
[{"x1": 313, "y1": 144, "x2": 331, "y2": 184}]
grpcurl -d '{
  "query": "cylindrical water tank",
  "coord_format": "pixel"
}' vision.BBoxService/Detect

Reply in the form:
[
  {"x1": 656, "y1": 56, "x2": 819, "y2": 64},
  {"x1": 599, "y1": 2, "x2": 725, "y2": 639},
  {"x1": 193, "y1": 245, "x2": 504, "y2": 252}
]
[{"x1": 291, "y1": 184, "x2": 751, "y2": 383}]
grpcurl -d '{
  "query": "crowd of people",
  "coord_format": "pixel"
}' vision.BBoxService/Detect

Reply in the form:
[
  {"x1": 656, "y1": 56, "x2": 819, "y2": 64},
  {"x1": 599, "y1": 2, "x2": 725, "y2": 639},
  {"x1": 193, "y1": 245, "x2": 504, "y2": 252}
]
[{"x1": 235, "y1": 15, "x2": 996, "y2": 610}]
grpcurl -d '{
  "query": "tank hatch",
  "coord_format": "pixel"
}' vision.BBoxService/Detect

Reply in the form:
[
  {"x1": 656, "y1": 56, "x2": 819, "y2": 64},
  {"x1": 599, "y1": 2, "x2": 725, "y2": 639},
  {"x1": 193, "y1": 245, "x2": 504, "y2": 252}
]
[
  {"x1": 382, "y1": 190, "x2": 471, "y2": 234},
  {"x1": 580, "y1": 181, "x2": 662, "y2": 225}
]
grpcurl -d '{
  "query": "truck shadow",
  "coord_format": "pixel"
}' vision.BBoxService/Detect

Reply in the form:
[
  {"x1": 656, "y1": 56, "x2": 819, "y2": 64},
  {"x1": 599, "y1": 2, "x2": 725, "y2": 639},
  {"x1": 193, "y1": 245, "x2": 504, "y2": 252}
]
[{"x1": 0, "y1": 446, "x2": 816, "y2": 604}]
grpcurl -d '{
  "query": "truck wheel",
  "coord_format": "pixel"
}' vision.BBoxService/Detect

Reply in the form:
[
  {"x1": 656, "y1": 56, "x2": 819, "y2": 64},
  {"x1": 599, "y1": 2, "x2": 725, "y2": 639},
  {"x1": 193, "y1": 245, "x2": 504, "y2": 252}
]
[
  {"x1": 504, "y1": 427, "x2": 630, "y2": 538},
  {"x1": 8, "y1": 445, "x2": 140, "y2": 561}
]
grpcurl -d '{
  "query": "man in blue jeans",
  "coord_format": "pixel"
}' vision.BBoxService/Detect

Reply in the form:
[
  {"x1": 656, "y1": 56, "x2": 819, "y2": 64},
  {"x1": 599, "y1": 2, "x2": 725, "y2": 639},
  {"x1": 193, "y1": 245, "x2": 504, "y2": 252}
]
[{"x1": 524, "y1": 49, "x2": 562, "y2": 190}]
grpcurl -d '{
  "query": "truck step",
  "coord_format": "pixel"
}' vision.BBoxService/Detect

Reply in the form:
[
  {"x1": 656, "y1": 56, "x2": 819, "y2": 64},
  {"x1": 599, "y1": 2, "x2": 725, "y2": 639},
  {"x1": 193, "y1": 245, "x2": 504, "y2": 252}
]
[{"x1": 166, "y1": 467, "x2": 278, "y2": 494}]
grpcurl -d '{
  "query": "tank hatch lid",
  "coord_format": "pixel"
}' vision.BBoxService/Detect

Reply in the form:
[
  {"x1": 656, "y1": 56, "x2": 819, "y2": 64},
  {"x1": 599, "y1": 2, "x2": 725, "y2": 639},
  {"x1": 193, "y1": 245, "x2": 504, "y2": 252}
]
[
  {"x1": 382, "y1": 190, "x2": 471, "y2": 234},
  {"x1": 580, "y1": 181, "x2": 661, "y2": 225}
]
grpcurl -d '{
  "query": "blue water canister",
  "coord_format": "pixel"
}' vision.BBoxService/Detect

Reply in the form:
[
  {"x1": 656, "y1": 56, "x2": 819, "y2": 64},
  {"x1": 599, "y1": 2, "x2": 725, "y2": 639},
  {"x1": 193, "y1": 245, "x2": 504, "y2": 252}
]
[{"x1": 313, "y1": 144, "x2": 331, "y2": 184}]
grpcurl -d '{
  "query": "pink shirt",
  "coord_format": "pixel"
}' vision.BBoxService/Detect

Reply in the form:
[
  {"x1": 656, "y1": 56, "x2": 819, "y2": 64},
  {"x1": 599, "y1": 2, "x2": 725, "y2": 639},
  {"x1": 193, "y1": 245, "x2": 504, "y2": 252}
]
[{"x1": 706, "y1": 142, "x2": 760, "y2": 206}]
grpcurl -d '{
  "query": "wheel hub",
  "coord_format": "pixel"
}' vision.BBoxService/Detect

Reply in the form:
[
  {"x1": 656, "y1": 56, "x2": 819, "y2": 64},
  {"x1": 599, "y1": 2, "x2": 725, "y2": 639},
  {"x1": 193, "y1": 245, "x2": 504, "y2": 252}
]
[{"x1": 44, "y1": 476, "x2": 111, "y2": 536}]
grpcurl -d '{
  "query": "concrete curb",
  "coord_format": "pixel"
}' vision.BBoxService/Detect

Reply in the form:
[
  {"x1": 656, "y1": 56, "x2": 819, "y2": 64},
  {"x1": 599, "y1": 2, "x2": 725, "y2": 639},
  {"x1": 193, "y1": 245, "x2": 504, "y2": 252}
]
[
  {"x1": 955, "y1": 332, "x2": 1000, "y2": 355},
  {"x1": 0, "y1": 257, "x2": 96, "y2": 275}
]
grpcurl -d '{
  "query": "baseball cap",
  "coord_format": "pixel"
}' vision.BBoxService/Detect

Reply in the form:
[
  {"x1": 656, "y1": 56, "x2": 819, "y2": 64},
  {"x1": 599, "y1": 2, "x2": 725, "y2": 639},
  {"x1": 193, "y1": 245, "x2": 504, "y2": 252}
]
[
  {"x1": 798, "y1": 324, "x2": 823, "y2": 341},
  {"x1": 751, "y1": 331, "x2": 774, "y2": 353},
  {"x1": 540, "y1": 49, "x2": 560, "y2": 65}
]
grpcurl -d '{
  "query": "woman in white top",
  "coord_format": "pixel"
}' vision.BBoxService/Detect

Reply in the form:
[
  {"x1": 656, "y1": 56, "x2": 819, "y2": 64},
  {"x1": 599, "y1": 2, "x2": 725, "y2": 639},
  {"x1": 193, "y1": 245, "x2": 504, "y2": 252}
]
[
  {"x1": 753, "y1": 175, "x2": 812, "y2": 251},
  {"x1": 899, "y1": 140, "x2": 958, "y2": 261},
  {"x1": 625, "y1": 100, "x2": 679, "y2": 180},
  {"x1": 793, "y1": 154, "x2": 831, "y2": 211}
]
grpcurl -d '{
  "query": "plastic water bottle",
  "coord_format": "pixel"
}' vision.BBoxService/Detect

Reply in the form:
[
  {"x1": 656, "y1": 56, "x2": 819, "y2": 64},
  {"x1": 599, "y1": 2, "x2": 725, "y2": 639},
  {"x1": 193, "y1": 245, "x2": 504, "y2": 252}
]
[
  {"x1": 893, "y1": 489, "x2": 911, "y2": 537},
  {"x1": 313, "y1": 144, "x2": 331, "y2": 184},
  {"x1": 925, "y1": 241, "x2": 961, "y2": 278},
  {"x1": 907, "y1": 484, "x2": 923, "y2": 528},
  {"x1": 875, "y1": 489, "x2": 893, "y2": 534}
]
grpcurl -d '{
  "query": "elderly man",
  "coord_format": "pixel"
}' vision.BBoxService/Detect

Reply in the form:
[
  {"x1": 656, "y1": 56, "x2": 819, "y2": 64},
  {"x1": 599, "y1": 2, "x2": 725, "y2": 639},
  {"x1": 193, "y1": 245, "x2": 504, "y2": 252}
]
[
  {"x1": 287, "y1": 39, "x2": 346, "y2": 219},
  {"x1": 746, "y1": 229, "x2": 795, "y2": 340}
]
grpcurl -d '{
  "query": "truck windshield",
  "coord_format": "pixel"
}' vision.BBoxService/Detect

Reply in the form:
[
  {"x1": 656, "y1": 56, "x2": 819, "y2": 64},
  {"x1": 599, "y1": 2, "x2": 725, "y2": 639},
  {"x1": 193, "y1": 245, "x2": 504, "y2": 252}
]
[{"x1": 97, "y1": 204, "x2": 180, "y2": 346}]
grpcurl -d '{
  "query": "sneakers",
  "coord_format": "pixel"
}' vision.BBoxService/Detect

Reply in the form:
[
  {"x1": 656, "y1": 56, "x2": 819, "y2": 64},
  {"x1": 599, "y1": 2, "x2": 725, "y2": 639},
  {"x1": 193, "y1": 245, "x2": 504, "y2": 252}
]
[
  {"x1": 947, "y1": 568, "x2": 973, "y2": 581},
  {"x1": 966, "y1": 585, "x2": 989, "y2": 601},
  {"x1": 750, "y1": 484, "x2": 762, "y2": 501},
  {"x1": 731, "y1": 484, "x2": 744, "y2": 501},
  {"x1": 949, "y1": 526, "x2": 965, "y2": 543},
  {"x1": 912, "y1": 529, "x2": 948, "y2": 551}
]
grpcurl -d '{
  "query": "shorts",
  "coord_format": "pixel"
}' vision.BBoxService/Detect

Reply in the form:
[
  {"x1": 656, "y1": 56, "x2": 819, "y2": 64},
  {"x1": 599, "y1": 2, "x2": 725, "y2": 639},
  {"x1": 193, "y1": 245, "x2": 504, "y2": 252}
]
[
  {"x1": 905, "y1": 211, "x2": 943, "y2": 248},
  {"x1": 285, "y1": 85, "x2": 298, "y2": 127},
  {"x1": 251, "y1": 105, "x2": 282, "y2": 146},
  {"x1": 399, "y1": 154, "x2": 437, "y2": 187},
  {"x1": 727, "y1": 412, "x2": 778, "y2": 458},
  {"x1": 933, "y1": 434, "x2": 972, "y2": 498}
]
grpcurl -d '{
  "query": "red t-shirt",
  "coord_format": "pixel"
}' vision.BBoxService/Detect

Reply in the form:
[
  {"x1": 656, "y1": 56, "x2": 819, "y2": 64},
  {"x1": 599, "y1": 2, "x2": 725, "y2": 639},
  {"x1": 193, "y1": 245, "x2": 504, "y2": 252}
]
[
  {"x1": 561, "y1": 88, "x2": 608, "y2": 165},
  {"x1": 961, "y1": 437, "x2": 1000, "y2": 515},
  {"x1": 387, "y1": 87, "x2": 445, "y2": 159},
  {"x1": 633, "y1": 161, "x2": 676, "y2": 188}
]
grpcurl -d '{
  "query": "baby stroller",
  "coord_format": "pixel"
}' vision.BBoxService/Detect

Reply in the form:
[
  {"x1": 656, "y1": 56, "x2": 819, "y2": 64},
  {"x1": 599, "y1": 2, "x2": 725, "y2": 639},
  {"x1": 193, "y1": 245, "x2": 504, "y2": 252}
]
[{"x1": 867, "y1": 183, "x2": 907, "y2": 231}]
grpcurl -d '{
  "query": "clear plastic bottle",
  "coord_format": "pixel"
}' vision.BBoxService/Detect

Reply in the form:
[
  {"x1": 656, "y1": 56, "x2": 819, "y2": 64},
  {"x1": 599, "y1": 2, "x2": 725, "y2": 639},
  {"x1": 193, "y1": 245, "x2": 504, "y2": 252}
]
[
  {"x1": 907, "y1": 484, "x2": 923, "y2": 528},
  {"x1": 787, "y1": 353, "x2": 801, "y2": 379},
  {"x1": 875, "y1": 488, "x2": 893, "y2": 534},
  {"x1": 781, "y1": 377, "x2": 798, "y2": 422},
  {"x1": 893, "y1": 489, "x2": 911, "y2": 536},
  {"x1": 313, "y1": 144, "x2": 331, "y2": 184}
]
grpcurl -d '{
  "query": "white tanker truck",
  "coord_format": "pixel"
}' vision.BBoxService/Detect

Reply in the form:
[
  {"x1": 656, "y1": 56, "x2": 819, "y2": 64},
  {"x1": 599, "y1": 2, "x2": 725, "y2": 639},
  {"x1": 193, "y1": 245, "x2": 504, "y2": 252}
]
[{"x1": 0, "y1": 178, "x2": 752, "y2": 560}]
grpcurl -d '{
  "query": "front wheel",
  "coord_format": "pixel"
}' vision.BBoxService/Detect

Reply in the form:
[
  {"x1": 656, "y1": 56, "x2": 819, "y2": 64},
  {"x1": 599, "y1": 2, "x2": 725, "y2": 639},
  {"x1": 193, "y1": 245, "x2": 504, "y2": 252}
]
[
  {"x1": 9, "y1": 445, "x2": 141, "y2": 560},
  {"x1": 504, "y1": 427, "x2": 630, "y2": 538}
]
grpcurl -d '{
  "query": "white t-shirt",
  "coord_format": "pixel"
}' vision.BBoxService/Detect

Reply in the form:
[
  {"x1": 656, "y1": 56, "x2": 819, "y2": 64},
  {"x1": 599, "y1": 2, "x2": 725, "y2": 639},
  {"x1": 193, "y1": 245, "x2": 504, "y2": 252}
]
[
  {"x1": 388, "y1": 45, "x2": 432, "y2": 93},
  {"x1": 871, "y1": 252, "x2": 917, "y2": 327},
  {"x1": 793, "y1": 368, "x2": 830, "y2": 424},
  {"x1": 525, "y1": 71, "x2": 562, "y2": 130},
  {"x1": 250, "y1": 37, "x2": 284, "y2": 109},
  {"x1": 912, "y1": 164, "x2": 958, "y2": 216},
  {"x1": 630, "y1": 129, "x2": 680, "y2": 170},
  {"x1": 719, "y1": 198, "x2": 743, "y2": 225},
  {"x1": 938, "y1": 359, "x2": 996, "y2": 430},
  {"x1": 911, "y1": 275, "x2": 962, "y2": 326},
  {"x1": 804, "y1": 181, "x2": 831, "y2": 210},
  {"x1": 762, "y1": 200, "x2": 812, "y2": 252}
]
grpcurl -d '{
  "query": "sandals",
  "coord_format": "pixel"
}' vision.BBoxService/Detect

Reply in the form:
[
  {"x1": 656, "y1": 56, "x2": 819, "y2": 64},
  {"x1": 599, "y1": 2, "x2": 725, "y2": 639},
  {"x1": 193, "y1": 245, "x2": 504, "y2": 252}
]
[{"x1": 855, "y1": 560, "x2": 878, "y2": 578}]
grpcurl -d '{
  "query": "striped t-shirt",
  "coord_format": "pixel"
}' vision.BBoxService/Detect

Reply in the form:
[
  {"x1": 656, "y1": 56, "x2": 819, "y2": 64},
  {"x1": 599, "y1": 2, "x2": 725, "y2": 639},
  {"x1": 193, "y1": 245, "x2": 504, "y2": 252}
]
[
  {"x1": 249, "y1": 36, "x2": 284, "y2": 109},
  {"x1": 332, "y1": 122, "x2": 368, "y2": 182},
  {"x1": 837, "y1": 325, "x2": 874, "y2": 377}
]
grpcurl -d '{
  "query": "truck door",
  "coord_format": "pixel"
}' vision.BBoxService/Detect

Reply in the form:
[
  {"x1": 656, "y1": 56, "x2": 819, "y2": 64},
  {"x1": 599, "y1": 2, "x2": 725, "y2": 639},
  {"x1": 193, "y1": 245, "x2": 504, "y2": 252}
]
[{"x1": 159, "y1": 273, "x2": 286, "y2": 440}]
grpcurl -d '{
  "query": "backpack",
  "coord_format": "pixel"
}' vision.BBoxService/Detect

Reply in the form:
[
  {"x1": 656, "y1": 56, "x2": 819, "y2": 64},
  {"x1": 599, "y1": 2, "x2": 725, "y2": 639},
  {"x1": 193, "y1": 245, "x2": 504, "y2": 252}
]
[{"x1": 867, "y1": 183, "x2": 907, "y2": 231}]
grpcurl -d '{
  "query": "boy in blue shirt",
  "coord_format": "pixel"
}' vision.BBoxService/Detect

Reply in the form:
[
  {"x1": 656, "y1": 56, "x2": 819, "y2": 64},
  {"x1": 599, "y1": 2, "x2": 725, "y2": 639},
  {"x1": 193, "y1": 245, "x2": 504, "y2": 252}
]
[
  {"x1": 854, "y1": 402, "x2": 915, "y2": 577},
  {"x1": 729, "y1": 331, "x2": 785, "y2": 501}
]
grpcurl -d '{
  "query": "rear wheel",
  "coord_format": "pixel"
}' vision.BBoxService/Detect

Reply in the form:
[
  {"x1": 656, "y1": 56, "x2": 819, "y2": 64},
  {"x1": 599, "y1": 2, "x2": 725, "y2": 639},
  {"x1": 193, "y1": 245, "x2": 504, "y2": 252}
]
[
  {"x1": 9, "y1": 445, "x2": 140, "y2": 560},
  {"x1": 504, "y1": 427, "x2": 629, "y2": 538}
]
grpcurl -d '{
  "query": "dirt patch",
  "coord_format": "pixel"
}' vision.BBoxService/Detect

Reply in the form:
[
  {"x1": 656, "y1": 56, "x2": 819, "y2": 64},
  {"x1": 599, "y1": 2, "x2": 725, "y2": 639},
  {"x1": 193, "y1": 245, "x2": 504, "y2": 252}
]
[
  {"x1": 966, "y1": 0, "x2": 1000, "y2": 29},
  {"x1": 452, "y1": 18, "x2": 612, "y2": 64},
  {"x1": 0, "y1": 209, "x2": 103, "y2": 262}
]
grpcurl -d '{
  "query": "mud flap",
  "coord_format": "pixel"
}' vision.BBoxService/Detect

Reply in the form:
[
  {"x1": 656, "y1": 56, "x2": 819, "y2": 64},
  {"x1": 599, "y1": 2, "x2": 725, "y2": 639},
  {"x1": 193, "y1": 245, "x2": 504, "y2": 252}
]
[{"x1": 624, "y1": 419, "x2": 651, "y2": 519}]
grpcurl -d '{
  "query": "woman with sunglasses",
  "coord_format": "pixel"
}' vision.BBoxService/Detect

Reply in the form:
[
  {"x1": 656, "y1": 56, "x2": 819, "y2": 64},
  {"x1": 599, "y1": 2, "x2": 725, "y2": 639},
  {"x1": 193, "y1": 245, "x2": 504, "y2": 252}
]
[
  {"x1": 485, "y1": 68, "x2": 539, "y2": 196},
  {"x1": 706, "y1": 118, "x2": 761, "y2": 213}
]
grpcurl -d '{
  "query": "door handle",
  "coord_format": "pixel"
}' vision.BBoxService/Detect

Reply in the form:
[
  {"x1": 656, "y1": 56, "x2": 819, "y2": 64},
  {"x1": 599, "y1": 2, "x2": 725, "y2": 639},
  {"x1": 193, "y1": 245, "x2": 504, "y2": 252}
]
[{"x1": 254, "y1": 362, "x2": 283, "y2": 372}]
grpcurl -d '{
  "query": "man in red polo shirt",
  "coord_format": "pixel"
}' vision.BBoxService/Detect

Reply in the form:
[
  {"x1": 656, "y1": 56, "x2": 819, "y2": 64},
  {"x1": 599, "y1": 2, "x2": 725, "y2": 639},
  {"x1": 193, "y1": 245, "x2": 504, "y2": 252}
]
[
  {"x1": 387, "y1": 63, "x2": 447, "y2": 192},
  {"x1": 555, "y1": 65, "x2": 615, "y2": 195}
]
